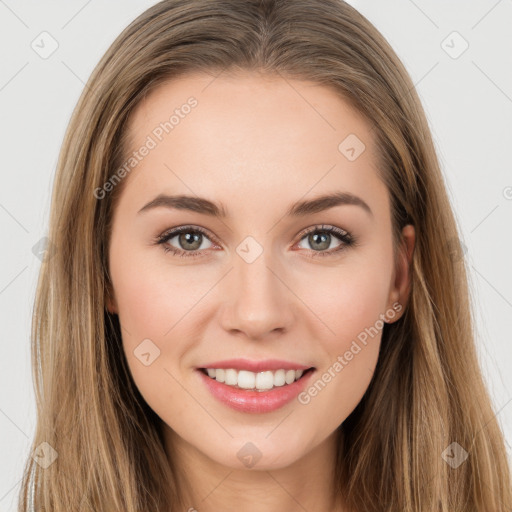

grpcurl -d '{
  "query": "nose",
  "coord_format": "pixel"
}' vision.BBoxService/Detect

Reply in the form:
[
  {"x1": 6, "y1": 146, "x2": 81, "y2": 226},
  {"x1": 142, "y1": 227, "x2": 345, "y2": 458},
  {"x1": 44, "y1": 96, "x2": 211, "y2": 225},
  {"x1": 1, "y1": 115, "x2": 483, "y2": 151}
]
[{"x1": 219, "y1": 246, "x2": 295, "y2": 340}]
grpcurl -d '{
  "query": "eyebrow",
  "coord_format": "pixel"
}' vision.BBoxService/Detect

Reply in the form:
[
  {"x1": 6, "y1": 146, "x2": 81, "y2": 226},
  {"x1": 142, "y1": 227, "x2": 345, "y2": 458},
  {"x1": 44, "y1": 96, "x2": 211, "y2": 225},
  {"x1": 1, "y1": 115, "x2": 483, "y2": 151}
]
[{"x1": 137, "y1": 191, "x2": 373, "y2": 218}]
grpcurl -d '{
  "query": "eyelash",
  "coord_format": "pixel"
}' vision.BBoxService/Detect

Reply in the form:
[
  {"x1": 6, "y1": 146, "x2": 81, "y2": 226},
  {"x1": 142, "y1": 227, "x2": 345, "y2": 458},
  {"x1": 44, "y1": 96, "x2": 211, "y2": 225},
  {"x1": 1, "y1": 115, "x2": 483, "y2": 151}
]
[{"x1": 153, "y1": 224, "x2": 356, "y2": 259}]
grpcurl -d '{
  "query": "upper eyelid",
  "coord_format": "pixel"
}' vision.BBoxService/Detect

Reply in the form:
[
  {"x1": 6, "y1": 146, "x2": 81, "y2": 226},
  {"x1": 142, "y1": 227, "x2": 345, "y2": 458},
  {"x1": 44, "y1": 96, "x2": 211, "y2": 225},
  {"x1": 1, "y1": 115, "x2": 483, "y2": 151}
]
[{"x1": 295, "y1": 224, "x2": 349, "y2": 239}]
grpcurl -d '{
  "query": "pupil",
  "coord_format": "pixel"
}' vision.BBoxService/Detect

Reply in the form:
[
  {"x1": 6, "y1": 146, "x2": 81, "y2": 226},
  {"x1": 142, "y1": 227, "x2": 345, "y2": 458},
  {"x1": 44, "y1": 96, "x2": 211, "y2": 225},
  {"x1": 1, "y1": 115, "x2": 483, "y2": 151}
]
[
  {"x1": 310, "y1": 232, "x2": 330, "y2": 251},
  {"x1": 180, "y1": 232, "x2": 201, "y2": 250}
]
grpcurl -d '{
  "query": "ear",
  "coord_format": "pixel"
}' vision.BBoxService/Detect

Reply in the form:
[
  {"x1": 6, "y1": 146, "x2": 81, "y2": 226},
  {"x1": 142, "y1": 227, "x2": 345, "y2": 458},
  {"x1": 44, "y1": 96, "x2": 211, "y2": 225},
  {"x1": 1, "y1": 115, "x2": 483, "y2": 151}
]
[
  {"x1": 105, "y1": 282, "x2": 118, "y2": 315},
  {"x1": 386, "y1": 224, "x2": 415, "y2": 323}
]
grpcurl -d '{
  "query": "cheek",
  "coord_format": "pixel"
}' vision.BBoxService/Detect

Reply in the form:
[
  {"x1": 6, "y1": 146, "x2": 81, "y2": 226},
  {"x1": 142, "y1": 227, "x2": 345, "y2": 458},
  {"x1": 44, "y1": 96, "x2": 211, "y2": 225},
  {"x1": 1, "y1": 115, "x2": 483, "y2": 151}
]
[
  {"x1": 113, "y1": 268, "x2": 170, "y2": 343},
  {"x1": 109, "y1": 249, "x2": 216, "y2": 407},
  {"x1": 111, "y1": 245, "x2": 212, "y2": 344},
  {"x1": 297, "y1": 254, "x2": 393, "y2": 343},
  {"x1": 293, "y1": 256, "x2": 392, "y2": 419},
  {"x1": 111, "y1": 266, "x2": 190, "y2": 420}
]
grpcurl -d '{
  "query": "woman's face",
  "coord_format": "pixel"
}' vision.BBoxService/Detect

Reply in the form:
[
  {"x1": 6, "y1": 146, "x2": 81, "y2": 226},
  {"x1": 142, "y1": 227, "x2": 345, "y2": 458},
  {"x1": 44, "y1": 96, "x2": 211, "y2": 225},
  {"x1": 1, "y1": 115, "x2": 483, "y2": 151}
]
[{"x1": 107, "y1": 71, "x2": 414, "y2": 471}]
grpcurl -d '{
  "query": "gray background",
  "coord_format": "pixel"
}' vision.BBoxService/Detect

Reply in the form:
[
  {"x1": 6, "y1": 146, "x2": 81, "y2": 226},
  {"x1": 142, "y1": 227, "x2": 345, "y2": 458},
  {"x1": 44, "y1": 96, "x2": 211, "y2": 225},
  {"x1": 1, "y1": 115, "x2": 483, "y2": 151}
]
[{"x1": 1, "y1": 1, "x2": 511, "y2": 509}]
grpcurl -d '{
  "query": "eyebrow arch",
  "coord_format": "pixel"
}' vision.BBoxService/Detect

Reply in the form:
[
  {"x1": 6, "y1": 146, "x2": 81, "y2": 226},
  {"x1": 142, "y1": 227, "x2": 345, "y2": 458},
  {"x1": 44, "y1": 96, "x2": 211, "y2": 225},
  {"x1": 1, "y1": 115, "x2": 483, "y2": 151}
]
[{"x1": 137, "y1": 191, "x2": 373, "y2": 218}]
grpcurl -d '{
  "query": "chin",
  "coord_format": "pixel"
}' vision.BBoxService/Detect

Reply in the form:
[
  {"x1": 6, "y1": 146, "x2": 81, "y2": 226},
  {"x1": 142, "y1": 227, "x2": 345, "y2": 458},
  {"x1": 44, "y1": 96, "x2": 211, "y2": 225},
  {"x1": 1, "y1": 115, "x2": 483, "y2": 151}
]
[{"x1": 207, "y1": 431, "x2": 311, "y2": 471}]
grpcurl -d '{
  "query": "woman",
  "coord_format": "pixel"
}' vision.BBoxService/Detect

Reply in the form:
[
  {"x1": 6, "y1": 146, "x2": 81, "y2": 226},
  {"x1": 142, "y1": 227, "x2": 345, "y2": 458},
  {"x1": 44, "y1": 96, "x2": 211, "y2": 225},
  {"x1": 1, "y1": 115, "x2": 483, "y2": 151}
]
[{"x1": 18, "y1": 0, "x2": 512, "y2": 510}]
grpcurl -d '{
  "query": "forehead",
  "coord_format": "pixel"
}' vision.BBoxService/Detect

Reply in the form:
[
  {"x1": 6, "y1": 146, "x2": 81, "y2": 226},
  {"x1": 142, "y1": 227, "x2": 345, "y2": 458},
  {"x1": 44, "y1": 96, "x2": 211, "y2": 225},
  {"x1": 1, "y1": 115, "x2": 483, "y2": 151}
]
[
  {"x1": 119, "y1": 71, "x2": 386, "y2": 218},
  {"x1": 127, "y1": 70, "x2": 373, "y2": 153}
]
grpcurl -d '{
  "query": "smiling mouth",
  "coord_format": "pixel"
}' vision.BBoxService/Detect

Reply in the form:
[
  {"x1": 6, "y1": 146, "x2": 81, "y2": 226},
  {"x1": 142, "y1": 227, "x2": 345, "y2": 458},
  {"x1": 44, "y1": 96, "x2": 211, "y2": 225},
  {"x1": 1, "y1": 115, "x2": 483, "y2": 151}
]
[{"x1": 198, "y1": 367, "x2": 315, "y2": 392}]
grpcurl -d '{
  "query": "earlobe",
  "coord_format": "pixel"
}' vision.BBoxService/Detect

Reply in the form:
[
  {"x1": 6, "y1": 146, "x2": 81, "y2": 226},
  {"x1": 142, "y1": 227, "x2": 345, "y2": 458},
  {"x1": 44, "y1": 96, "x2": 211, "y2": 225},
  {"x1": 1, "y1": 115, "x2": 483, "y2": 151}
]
[
  {"x1": 106, "y1": 302, "x2": 118, "y2": 315},
  {"x1": 386, "y1": 224, "x2": 415, "y2": 323},
  {"x1": 106, "y1": 300, "x2": 118, "y2": 315},
  {"x1": 105, "y1": 286, "x2": 118, "y2": 315}
]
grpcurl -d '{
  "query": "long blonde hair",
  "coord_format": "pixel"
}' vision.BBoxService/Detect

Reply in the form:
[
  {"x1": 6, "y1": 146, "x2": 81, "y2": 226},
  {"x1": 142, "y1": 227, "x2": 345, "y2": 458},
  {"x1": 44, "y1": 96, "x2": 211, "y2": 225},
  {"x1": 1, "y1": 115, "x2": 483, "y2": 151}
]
[{"x1": 18, "y1": 0, "x2": 511, "y2": 510}]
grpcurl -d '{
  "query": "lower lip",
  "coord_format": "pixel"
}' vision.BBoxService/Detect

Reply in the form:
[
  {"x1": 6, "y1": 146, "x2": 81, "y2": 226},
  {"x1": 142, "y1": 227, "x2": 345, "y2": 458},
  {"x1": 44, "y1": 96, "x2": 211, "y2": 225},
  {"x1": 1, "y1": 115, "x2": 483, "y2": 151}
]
[{"x1": 197, "y1": 368, "x2": 315, "y2": 413}]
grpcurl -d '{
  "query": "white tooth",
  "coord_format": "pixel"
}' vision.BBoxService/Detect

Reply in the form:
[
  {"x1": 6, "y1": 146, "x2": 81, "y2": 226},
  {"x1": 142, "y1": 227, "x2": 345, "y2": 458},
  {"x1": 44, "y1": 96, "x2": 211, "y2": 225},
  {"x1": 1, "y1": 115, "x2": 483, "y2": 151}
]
[
  {"x1": 238, "y1": 370, "x2": 256, "y2": 389},
  {"x1": 209, "y1": 368, "x2": 306, "y2": 389},
  {"x1": 273, "y1": 369, "x2": 286, "y2": 387},
  {"x1": 256, "y1": 371, "x2": 274, "y2": 390},
  {"x1": 285, "y1": 369, "x2": 295, "y2": 385},
  {"x1": 225, "y1": 369, "x2": 238, "y2": 386}
]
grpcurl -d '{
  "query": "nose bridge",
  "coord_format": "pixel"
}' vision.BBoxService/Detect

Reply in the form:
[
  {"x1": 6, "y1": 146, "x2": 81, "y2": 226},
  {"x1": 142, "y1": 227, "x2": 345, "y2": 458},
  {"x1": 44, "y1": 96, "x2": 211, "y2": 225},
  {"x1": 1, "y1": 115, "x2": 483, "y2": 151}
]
[
  {"x1": 220, "y1": 237, "x2": 293, "y2": 338},
  {"x1": 235, "y1": 244, "x2": 277, "y2": 301}
]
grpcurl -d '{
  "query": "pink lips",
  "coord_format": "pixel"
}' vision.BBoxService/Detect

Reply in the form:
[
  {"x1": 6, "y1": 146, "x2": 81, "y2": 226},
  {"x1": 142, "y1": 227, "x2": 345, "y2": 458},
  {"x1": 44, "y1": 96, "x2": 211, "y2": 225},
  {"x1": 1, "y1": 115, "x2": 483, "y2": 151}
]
[{"x1": 196, "y1": 359, "x2": 315, "y2": 414}]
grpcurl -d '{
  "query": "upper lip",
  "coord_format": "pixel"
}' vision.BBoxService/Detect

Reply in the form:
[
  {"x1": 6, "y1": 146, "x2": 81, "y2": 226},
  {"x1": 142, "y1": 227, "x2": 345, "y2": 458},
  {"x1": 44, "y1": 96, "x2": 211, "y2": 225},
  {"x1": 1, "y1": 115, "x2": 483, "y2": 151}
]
[{"x1": 197, "y1": 358, "x2": 314, "y2": 372}]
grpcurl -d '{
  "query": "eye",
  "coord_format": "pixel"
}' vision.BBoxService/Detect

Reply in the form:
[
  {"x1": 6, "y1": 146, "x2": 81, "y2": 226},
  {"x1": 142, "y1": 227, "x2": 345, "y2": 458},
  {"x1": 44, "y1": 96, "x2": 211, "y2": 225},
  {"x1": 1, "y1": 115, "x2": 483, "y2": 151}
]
[
  {"x1": 154, "y1": 224, "x2": 356, "y2": 259},
  {"x1": 154, "y1": 225, "x2": 216, "y2": 258},
  {"x1": 295, "y1": 224, "x2": 355, "y2": 258}
]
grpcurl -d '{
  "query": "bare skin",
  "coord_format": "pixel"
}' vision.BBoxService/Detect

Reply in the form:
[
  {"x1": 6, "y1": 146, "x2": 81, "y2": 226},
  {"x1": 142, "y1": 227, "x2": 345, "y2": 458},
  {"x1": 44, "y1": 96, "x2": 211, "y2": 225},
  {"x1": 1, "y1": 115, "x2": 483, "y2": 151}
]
[{"x1": 106, "y1": 70, "x2": 415, "y2": 512}]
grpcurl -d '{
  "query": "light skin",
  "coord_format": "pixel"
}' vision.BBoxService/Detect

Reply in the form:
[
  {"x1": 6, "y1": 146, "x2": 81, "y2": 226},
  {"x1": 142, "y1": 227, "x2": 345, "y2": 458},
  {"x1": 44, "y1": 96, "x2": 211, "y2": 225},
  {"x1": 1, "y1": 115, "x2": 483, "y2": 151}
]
[{"x1": 106, "y1": 71, "x2": 415, "y2": 512}]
